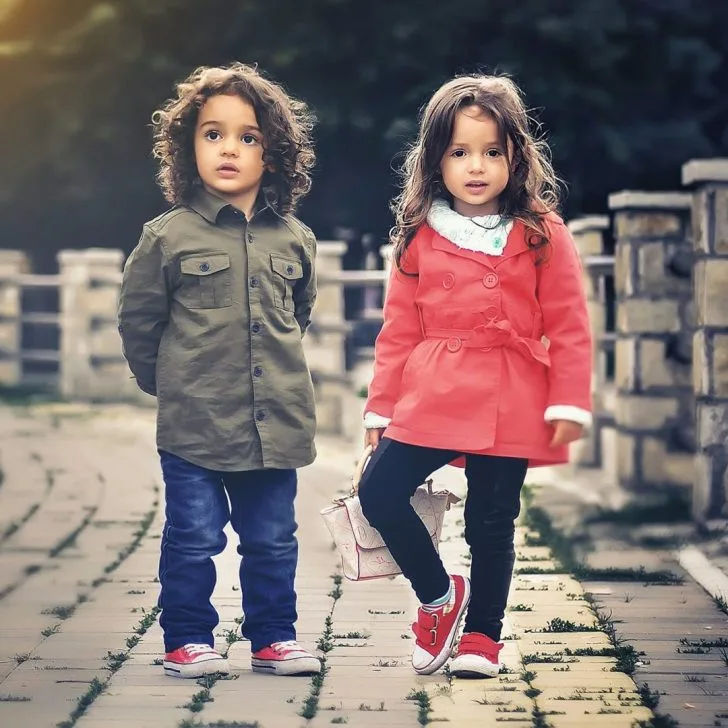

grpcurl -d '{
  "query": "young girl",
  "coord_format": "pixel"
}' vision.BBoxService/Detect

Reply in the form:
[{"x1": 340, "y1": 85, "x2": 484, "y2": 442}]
[
  {"x1": 119, "y1": 63, "x2": 322, "y2": 678},
  {"x1": 358, "y1": 74, "x2": 592, "y2": 678}
]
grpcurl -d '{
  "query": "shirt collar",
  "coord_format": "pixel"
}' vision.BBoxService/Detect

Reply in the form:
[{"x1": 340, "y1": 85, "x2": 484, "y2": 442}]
[
  {"x1": 427, "y1": 198, "x2": 513, "y2": 256},
  {"x1": 187, "y1": 185, "x2": 280, "y2": 224}
]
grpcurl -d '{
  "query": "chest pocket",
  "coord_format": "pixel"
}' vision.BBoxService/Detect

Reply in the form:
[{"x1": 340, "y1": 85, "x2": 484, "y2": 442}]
[
  {"x1": 179, "y1": 252, "x2": 232, "y2": 309},
  {"x1": 270, "y1": 254, "x2": 303, "y2": 312}
]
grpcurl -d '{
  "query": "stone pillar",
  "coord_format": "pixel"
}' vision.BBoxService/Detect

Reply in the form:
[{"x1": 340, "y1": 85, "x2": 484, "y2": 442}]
[
  {"x1": 0, "y1": 250, "x2": 30, "y2": 386},
  {"x1": 610, "y1": 191, "x2": 695, "y2": 495},
  {"x1": 568, "y1": 216, "x2": 612, "y2": 467},
  {"x1": 304, "y1": 241, "x2": 349, "y2": 435},
  {"x1": 58, "y1": 248, "x2": 134, "y2": 401},
  {"x1": 683, "y1": 159, "x2": 728, "y2": 520}
]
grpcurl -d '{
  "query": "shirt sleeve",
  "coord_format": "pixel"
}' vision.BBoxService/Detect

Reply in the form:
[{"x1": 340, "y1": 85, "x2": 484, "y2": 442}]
[
  {"x1": 365, "y1": 241, "x2": 423, "y2": 419},
  {"x1": 117, "y1": 225, "x2": 172, "y2": 395},
  {"x1": 294, "y1": 230, "x2": 317, "y2": 338},
  {"x1": 537, "y1": 217, "x2": 593, "y2": 424}
]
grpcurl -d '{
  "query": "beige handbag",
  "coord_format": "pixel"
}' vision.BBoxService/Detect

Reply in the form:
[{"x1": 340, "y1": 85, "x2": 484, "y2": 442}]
[{"x1": 320, "y1": 446, "x2": 461, "y2": 581}]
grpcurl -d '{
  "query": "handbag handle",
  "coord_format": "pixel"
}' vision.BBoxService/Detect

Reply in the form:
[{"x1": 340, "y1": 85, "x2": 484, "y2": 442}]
[
  {"x1": 351, "y1": 444, "x2": 434, "y2": 495},
  {"x1": 351, "y1": 445, "x2": 374, "y2": 494}
]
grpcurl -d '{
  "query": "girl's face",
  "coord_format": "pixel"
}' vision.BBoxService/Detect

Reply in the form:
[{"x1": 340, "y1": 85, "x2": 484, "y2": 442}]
[
  {"x1": 194, "y1": 93, "x2": 268, "y2": 216},
  {"x1": 439, "y1": 105, "x2": 510, "y2": 217}
]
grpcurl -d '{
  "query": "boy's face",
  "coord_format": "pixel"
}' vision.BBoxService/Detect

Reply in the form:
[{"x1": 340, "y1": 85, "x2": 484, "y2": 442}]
[{"x1": 194, "y1": 93, "x2": 268, "y2": 216}]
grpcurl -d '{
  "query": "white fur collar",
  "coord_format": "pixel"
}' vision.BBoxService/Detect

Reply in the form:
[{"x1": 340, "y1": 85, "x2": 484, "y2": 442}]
[{"x1": 426, "y1": 199, "x2": 513, "y2": 256}]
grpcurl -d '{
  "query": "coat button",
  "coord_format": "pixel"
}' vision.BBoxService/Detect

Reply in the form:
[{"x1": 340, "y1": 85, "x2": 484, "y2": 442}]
[
  {"x1": 253, "y1": 366, "x2": 263, "y2": 377},
  {"x1": 250, "y1": 277, "x2": 258, "y2": 288},
  {"x1": 251, "y1": 322, "x2": 260, "y2": 333},
  {"x1": 286, "y1": 265, "x2": 295, "y2": 275},
  {"x1": 442, "y1": 273, "x2": 455, "y2": 289},
  {"x1": 485, "y1": 306, "x2": 499, "y2": 319},
  {"x1": 483, "y1": 273, "x2": 499, "y2": 289},
  {"x1": 446, "y1": 337, "x2": 462, "y2": 353},
  {"x1": 199, "y1": 262, "x2": 210, "y2": 272},
  {"x1": 247, "y1": 233, "x2": 254, "y2": 244},
  {"x1": 256, "y1": 410, "x2": 266, "y2": 421}
]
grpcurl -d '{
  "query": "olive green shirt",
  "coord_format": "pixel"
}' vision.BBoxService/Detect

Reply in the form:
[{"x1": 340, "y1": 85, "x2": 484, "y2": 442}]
[{"x1": 118, "y1": 187, "x2": 317, "y2": 471}]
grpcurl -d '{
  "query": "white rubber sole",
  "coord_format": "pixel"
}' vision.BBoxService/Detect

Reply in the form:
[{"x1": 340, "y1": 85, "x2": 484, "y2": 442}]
[
  {"x1": 251, "y1": 655, "x2": 322, "y2": 676},
  {"x1": 450, "y1": 653, "x2": 500, "y2": 678},
  {"x1": 412, "y1": 578, "x2": 471, "y2": 675},
  {"x1": 163, "y1": 656, "x2": 230, "y2": 679}
]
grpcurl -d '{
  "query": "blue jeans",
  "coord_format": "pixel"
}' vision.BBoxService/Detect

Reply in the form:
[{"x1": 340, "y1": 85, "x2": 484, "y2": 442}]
[{"x1": 158, "y1": 450, "x2": 299, "y2": 653}]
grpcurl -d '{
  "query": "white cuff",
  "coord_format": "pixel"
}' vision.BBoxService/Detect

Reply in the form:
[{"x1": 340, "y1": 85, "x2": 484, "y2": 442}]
[
  {"x1": 544, "y1": 405, "x2": 592, "y2": 428},
  {"x1": 363, "y1": 411, "x2": 392, "y2": 429}
]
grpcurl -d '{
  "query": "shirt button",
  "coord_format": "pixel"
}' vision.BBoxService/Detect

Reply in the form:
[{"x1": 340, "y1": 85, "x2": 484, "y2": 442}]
[
  {"x1": 256, "y1": 410, "x2": 266, "y2": 421},
  {"x1": 247, "y1": 233, "x2": 254, "y2": 244},
  {"x1": 250, "y1": 277, "x2": 258, "y2": 288},
  {"x1": 253, "y1": 366, "x2": 263, "y2": 377},
  {"x1": 483, "y1": 273, "x2": 499, "y2": 289},
  {"x1": 251, "y1": 323, "x2": 260, "y2": 333},
  {"x1": 286, "y1": 265, "x2": 295, "y2": 275},
  {"x1": 199, "y1": 262, "x2": 210, "y2": 272}
]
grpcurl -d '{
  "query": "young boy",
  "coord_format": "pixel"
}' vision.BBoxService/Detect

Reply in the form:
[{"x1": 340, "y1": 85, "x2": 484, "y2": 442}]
[{"x1": 118, "y1": 63, "x2": 321, "y2": 678}]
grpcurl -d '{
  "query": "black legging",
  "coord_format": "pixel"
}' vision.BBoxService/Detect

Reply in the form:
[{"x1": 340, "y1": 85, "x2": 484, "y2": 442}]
[{"x1": 358, "y1": 437, "x2": 528, "y2": 641}]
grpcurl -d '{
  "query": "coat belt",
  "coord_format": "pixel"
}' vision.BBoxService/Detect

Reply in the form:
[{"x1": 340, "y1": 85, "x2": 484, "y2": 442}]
[{"x1": 424, "y1": 320, "x2": 551, "y2": 367}]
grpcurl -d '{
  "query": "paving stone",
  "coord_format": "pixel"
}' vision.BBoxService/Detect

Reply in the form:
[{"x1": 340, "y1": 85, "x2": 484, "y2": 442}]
[{"x1": 2, "y1": 404, "x2": 710, "y2": 727}]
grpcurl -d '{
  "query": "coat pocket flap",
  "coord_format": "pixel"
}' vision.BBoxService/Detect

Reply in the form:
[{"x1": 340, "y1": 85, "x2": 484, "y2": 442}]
[
  {"x1": 180, "y1": 253, "x2": 231, "y2": 276},
  {"x1": 270, "y1": 255, "x2": 303, "y2": 280}
]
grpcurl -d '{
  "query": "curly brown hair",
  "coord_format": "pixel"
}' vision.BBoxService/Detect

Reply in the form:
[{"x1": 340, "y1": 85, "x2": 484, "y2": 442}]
[
  {"x1": 151, "y1": 62, "x2": 316, "y2": 214},
  {"x1": 391, "y1": 74, "x2": 561, "y2": 271}
]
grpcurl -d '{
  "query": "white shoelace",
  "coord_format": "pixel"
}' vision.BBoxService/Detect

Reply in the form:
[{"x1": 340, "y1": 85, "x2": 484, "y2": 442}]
[
  {"x1": 184, "y1": 643, "x2": 216, "y2": 655},
  {"x1": 271, "y1": 640, "x2": 303, "y2": 653}
]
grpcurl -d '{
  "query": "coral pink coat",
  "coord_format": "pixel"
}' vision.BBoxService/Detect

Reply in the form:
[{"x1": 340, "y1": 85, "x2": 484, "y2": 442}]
[{"x1": 366, "y1": 214, "x2": 592, "y2": 466}]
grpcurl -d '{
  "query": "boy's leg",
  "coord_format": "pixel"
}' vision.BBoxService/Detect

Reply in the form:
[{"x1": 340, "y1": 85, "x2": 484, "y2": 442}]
[
  {"x1": 158, "y1": 451, "x2": 230, "y2": 656},
  {"x1": 224, "y1": 468, "x2": 298, "y2": 652},
  {"x1": 462, "y1": 455, "x2": 528, "y2": 640},
  {"x1": 225, "y1": 468, "x2": 321, "y2": 676},
  {"x1": 358, "y1": 437, "x2": 455, "y2": 602}
]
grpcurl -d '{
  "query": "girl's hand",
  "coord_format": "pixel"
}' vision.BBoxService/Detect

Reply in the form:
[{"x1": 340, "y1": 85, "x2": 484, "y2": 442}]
[
  {"x1": 365, "y1": 428, "x2": 385, "y2": 450},
  {"x1": 549, "y1": 420, "x2": 583, "y2": 447}
]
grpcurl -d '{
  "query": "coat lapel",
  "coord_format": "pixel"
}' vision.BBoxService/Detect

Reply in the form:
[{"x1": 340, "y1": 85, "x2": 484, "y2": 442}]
[
  {"x1": 492, "y1": 220, "x2": 530, "y2": 268},
  {"x1": 427, "y1": 221, "x2": 531, "y2": 268}
]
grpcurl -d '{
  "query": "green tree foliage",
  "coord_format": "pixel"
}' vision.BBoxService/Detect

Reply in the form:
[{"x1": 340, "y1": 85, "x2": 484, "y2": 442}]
[{"x1": 0, "y1": 0, "x2": 726, "y2": 268}]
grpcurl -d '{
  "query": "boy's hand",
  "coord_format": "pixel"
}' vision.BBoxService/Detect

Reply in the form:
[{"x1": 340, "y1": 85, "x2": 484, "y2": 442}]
[
  {"x1": 365, "y1": 428, "x2": 385, "y2": 451},
  {"x1": 549, "y1": 420, "x2": 583, "y2": 447}
]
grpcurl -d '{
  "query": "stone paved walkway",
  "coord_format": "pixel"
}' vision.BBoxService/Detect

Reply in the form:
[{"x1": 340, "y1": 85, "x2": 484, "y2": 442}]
[
  {"x1": 534, "y1": 483, "x2": 728, "y2": 728},
  {"x1": 0, "y1": 403, "x2": 658, "y2": 727}
]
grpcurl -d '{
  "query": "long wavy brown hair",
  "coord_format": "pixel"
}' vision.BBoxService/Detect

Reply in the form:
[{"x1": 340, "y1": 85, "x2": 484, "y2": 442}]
[
  {"x1": 152, "y1": 63, "x2": 316, "y2": 215},
  {"x1": 391, "y1": 74, "x2": 561, "y2": 271}
]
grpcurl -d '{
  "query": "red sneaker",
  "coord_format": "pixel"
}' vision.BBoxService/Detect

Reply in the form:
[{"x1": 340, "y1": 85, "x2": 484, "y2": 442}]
[
  {"x1": 251, "y1": 640, "x2": 322, "y2": 676},
  {"x1": 411, "y1": 575, "x2": 470, "y2": 675},
  {"x1": 163, "y1": 643, "x2": 229, "y2": 678},
  {"x1": 450, "y1": 632, "x2": 503, "y2": 678}
]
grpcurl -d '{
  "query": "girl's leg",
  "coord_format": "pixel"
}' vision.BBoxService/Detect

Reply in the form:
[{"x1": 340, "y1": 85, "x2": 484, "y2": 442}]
[
  {"x1": 358, "y1": 437, "x2": 456, "y2": 603},
  {"x1": 462, "y1": 455, "x2": 528, "y2": 641}
]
